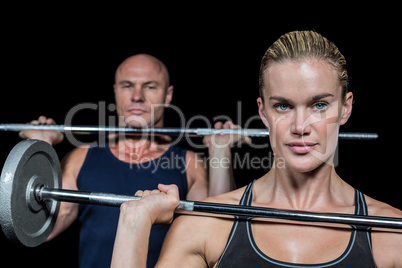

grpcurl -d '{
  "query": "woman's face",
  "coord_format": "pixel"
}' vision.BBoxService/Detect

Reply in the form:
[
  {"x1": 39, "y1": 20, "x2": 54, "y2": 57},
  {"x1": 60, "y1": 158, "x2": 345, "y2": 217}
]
[{"x1": 258, "y1": 60, "x2": 353, "y2": 173}]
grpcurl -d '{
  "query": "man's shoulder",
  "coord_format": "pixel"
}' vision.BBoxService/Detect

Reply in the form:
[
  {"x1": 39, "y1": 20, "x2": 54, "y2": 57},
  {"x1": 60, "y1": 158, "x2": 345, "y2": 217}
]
[
  {"x1": 182, "y1": 150, "x2": 206, "y2": 166},
  {"x1": 61, "y1": 145, "x2": 90, "y2": 168}
]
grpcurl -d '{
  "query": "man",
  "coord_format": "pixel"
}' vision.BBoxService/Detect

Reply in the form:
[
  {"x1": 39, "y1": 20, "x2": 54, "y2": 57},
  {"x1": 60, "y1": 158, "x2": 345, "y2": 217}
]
[
  {"x1": 111, "y1": 32, "x2": 402, "y2": 267},
  {"x1": 19, "y1": 54, "x2": 245, "y2": 267}
]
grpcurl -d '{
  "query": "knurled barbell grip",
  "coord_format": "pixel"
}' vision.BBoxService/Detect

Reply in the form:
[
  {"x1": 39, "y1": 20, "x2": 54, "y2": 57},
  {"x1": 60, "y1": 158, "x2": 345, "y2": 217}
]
[{"x1": 36, "y1": 186, "x2": 195, "y2": 210}]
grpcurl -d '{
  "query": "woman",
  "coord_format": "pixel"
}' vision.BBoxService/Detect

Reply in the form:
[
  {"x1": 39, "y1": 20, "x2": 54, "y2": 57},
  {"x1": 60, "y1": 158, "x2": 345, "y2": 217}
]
[{"x1": 111, "y1": 31, "x2": 402, "y2": 268}]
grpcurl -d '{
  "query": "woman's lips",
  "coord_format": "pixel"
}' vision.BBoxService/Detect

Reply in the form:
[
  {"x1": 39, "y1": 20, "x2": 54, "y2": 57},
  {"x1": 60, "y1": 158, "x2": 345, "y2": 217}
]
[{"x1": 286, "y1": 142, "x2": 317, "y2": 154}]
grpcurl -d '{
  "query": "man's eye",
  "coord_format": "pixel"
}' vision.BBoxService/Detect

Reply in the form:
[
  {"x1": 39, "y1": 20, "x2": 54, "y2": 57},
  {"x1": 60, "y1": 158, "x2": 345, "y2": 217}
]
[{"x1": 274, "y1": 103, "x2": 290, "y2": 111}]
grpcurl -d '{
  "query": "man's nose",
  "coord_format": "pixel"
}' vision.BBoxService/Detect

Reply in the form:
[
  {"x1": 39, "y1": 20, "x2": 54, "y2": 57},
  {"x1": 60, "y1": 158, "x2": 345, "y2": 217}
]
[{"x1": 131, "y1": 87, "x2": 145, "y2": 102}]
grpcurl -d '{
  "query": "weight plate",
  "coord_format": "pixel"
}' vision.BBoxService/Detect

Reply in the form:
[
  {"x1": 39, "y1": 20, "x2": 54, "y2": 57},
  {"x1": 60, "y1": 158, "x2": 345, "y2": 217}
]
[{"x1": 0, "y1": 140, "x2": 61, "y2": 247}]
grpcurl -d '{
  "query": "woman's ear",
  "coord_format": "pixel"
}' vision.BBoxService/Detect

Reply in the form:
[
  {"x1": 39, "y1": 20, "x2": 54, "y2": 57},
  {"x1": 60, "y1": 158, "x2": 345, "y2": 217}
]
[
  {"x1": 340, "y1": 92, "x2": 353, "y2": 125},
  {"x1": 257, "y1": 97, "x2": 270, "y2": 128}
]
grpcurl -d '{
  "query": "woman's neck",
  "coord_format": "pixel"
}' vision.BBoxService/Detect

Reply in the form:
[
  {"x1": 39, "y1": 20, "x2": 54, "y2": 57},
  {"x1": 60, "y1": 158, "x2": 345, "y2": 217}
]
[{"x1": 257, "y1": 162, "x2": 352, "y2": 212}]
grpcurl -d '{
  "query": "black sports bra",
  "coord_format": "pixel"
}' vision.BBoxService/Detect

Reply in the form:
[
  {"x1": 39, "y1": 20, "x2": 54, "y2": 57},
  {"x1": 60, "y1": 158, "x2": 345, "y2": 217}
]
[{"x1": 216, "y1": 181, "x2": 376, "y2": 267}]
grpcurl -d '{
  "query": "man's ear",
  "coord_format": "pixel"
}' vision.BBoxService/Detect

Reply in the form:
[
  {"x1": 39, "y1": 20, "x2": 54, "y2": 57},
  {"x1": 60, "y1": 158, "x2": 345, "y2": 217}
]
[
  {"x1": 340, "y1": 92, "x2": 353, "y2": 125},
  {"x1": 257, "y1": 97, "x2": 270, "y2": 128},
  {"x1": 165, "y1": 85, "x2": 174, "y2": 105}
]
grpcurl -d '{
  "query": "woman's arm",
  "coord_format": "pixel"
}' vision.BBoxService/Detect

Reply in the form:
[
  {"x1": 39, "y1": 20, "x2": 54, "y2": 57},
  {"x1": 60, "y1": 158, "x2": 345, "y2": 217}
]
[{"x1": 110, "y1": 184, "x2": 180, "y2": 268}]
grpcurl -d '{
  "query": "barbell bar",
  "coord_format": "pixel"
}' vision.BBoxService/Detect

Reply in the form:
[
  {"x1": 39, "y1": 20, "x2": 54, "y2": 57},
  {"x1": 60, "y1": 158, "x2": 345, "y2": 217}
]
[
  {"x1": 0, "y1": 123, "x2": 379, "y2": 139},
  {"x1": 37, "y1": 186, "x2": 402, "y2": 229},
  {"x1": 0, "y1": 140, "x2": 399, "y2": 248}
]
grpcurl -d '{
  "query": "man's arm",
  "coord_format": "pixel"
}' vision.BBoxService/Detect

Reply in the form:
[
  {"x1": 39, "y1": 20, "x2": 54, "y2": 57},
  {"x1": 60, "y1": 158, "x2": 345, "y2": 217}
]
[
  {"x1": 111, "y1": 184, "x2": 180, "y2": 268},
  {"x1": 206, "y1": 141, "x2": 236, "y2": 196},
  {"x1": 46, "y1": 147, "x2": 87, "y2": 241},
  {"x1": 186, "y1": 121, "x2": 250, "y2": 200},
  {"x1": 185, "y1": 151, "x2": 209, "y2": 201},
  {"x1": 203, "y1": 121, "x2": 250, "y2": 196},
  {"x1": 18, "y1": 115, "x2": 80, "y2": 241}
]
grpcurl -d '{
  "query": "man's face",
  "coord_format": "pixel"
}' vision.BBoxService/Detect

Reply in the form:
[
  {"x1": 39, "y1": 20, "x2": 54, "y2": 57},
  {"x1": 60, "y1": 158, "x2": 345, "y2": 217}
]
[
  {"x1": 114, "y1": 56, "x2": 173, "y2": 128},
  {"x1": 258, "y1": 60, "x2": 353, "y2": 172}
]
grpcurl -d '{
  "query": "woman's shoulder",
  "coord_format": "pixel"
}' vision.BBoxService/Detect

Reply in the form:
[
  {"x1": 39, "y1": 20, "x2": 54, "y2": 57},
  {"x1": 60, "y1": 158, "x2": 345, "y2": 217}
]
[
  {"x1": 202, "y1": 184, "x2": 249, "y2": 205},
  {"x1": 364, "y1": 193, "x2": 402, "y2": 218},
  {"x1": 171, "y1": 184, "x2": 249, "y2": 228}
]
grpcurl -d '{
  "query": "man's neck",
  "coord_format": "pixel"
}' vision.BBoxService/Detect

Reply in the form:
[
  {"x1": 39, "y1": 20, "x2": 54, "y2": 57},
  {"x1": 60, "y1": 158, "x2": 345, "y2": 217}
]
[{"x1": 107, "y1": 134, "x2": 171, "y2": 163}]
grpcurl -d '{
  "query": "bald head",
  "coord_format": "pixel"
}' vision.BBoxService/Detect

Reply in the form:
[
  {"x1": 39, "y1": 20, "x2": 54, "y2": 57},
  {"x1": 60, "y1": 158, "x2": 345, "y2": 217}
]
[
  {"x1": 113, "y1": 53, "x2": 174, "y2": 129},
  {"x1": 115, "y1": 54, "x2": 170, "y2": 87}
]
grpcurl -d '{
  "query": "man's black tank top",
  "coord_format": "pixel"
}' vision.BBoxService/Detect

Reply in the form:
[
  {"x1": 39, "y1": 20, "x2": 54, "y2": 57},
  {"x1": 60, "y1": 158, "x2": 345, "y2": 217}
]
[
  {"x1": 217, "y1": 181, "x2": 376, "y2": 267},
  {"x1": 77, "y1": 144, "x2": 188, "y2": 268}
]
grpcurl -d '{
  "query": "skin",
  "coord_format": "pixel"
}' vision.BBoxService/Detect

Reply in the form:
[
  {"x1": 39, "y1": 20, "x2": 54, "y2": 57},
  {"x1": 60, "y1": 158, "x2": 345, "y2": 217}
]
[
  {"x1": 113, "y1": 59, "x2": 402, "y2": 267},
  {"x1": 19, "y1": 54, "x2": 244, "y2": 242},
  {"x1": 113, "y1": 54, "x2": 173, "y2": 129},
  {"x1": 112, "y1": 55, "x2": 245, "y2": 195},
  {"x1": 111, "y1": 184, "x2": 180, "y2": 268}
]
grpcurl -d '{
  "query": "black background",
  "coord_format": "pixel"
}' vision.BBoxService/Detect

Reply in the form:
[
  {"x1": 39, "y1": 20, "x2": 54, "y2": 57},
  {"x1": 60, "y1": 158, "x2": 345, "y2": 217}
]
[{"x1": 0, "y1": 6, "x2": 400, "y2": 267}]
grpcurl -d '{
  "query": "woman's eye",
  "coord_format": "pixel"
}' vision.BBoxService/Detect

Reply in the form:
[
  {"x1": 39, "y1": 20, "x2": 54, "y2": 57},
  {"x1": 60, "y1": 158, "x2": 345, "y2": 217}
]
[{"x1": 313, "y1": 102, "x2": 328, "y2": 111}]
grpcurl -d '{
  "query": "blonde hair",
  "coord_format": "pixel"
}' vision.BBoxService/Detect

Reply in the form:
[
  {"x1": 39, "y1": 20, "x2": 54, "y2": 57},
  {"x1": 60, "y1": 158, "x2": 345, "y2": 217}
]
[{"x1": 259, "y1": 30, "x2": 348, "y2": 101}]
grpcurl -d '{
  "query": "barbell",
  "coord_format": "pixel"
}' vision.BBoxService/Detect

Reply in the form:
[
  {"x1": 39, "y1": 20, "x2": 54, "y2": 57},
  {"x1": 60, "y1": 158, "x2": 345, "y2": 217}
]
[
  {"x1": 0, "y1": 123, "x2": 379, "y2": 139},
  {"x1": 1, "y1": 140, "x2": 399, "y2": 248}
]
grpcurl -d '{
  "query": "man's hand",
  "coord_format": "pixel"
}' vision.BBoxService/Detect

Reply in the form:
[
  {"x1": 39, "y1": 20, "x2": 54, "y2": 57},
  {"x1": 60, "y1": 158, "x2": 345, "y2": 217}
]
[
  {"x1": 203, "y1": 121, "x2": 251, "y2": 149},
  {"x1": 19, "y1": 116, "x2": 64, "y2": 145},
  {"x1": 203, "y1": 121, "x2": 249, "y2": 195}
]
